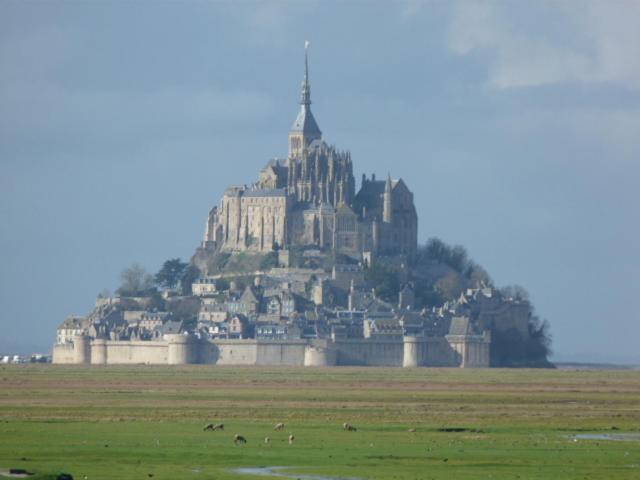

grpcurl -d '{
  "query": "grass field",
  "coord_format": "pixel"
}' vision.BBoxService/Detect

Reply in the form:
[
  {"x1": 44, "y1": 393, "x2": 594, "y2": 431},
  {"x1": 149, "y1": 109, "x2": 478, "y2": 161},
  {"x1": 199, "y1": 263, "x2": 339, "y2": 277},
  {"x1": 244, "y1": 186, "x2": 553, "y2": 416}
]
[{"x1": 0, "y1": 365, "x2": 639, "y2": 479}]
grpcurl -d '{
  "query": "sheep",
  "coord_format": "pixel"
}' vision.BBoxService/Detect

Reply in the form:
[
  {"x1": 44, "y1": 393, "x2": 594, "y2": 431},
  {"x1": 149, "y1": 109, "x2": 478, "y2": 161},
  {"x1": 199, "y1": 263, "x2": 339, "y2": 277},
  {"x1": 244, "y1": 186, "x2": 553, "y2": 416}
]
[
  {"x1": 288, "y1": 434, "x2": 295, "y2": 445},
  {"x1": 234, "y1": 434, "x2": 247, "y2": 445},
  {"x1": 408, "y1": 428, "x2": 416, "y2": 433},
  {"x1": 343, "y1": 423, "x2": 357, "y2": 432},
  {"x1": 203, "y1": 423, "x2": 224, "y2": 431},
  {"x1": 274, "y1": 422, "x2": 285, "y2": 431},
  {"x1": 264, "y1": 436, "x2": 271, "y2": 444}
]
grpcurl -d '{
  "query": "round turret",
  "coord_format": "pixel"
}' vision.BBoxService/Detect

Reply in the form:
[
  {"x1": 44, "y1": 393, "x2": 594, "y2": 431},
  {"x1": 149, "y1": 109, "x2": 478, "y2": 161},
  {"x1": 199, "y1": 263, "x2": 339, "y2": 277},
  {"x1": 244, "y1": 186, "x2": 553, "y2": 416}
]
[
  {"x1": 304, "y1": 345, "x2": 337, "y2": 367},
  {"x1": 91, "y1": 338, "x2": 107, "y2": 365},
  {"x1": 402, "y1": 336, "x2": 420, "y2": 368},
  {"x1": 73, "y1": 334, "x2": 91, "y2": 365},
  {"x1": 166, "y1": 334, "x2": 195, "y2": 365}
]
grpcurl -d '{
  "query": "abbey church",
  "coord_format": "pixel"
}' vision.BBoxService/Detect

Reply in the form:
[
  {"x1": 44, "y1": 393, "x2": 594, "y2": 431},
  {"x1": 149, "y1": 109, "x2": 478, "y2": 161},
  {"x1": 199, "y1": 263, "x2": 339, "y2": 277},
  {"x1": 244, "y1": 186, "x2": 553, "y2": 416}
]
[
  {"x1": 50, "y1": 46, "x2": 554, "y2": 370},
  {"x1": 202, "y1": 48, "x2": 418, "y2": 259}
]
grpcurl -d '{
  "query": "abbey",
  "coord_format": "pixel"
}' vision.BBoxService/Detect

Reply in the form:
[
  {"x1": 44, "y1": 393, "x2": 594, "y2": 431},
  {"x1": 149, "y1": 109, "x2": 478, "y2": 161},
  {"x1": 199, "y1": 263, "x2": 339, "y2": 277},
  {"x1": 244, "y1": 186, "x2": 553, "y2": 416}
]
[
  {"x1": 53, "y1": 47, "x2": 522, "y2": 370},
  {"x1": 202, "y1": 49, "x2": 418, "y2": 258}
]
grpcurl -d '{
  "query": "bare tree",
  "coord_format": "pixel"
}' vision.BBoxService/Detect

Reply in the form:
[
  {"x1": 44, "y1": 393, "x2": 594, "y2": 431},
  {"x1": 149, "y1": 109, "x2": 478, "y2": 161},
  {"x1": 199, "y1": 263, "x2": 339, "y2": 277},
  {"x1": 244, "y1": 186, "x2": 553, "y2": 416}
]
[{"x1": 117, "y1": 263, "x2": 154, "y2": 297}]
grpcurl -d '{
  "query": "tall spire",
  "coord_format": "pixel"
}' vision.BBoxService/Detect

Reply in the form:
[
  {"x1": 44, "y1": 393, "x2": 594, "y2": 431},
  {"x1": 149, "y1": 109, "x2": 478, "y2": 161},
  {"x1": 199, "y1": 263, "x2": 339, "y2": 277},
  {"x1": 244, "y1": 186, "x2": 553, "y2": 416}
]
[
  {"x1": 289, "y1": 40, "x2": 321, "y2": 157},
  {"x1": 300, "y1": 40, "x2": 311, "y2": 106}
]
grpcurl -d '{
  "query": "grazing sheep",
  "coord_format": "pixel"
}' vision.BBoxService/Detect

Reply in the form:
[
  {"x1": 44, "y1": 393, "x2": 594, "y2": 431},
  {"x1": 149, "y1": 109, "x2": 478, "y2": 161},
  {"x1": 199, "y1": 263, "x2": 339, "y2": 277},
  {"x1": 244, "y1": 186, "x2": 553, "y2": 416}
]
[
  {"x1": 274, "y1": 422, "x2": 285, "y2": 431},
  {"x1": 343, "y1": 423, "x2": 357, "y2": 432},
  {"x1": 408, "y1": 428, "x2": 416, "y2": 433},
  {"x1": 264, "y1": 437, "x2": 270, "y2": 444},
  {"x1": 234, "y1": 434, "x2": 247, "y2": 445},
  {"x1": 203, "y1": 423, "x2": 224, "y2": 431},
  {"x1": 288, "y1": 434, "x2": 295, "y2": 444}
]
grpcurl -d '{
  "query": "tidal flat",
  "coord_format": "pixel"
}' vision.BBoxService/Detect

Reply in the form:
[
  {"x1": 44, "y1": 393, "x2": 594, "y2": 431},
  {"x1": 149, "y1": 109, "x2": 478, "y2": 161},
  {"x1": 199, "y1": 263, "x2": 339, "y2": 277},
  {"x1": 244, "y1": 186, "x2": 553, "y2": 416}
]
[{"x1": 0, "y1": 365, "x2": 639, "y2": 479}]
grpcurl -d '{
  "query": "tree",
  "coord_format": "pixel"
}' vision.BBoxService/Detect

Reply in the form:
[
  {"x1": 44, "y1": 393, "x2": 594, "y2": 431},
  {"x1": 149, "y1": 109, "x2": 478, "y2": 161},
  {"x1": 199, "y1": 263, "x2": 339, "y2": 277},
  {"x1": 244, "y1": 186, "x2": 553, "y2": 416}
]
[
  {"x1": 180, "y1": 264, "x2": 201, "y2": 296},
  {"x1": 413, "y1": 278, "x2": 445, "y2": 308},
  {"x1": 117, "y1": 263, "x2": 155, "y2": 297},
  {"x1": 490, "y1": 317, "x2": 553, "y2": 368},
  {"x1": 364, "y1": 264, "x2": 400, "y2": 304},
  {"x1": 148, "y1": 290, "x2": 166, "y2": 311},
  {"x1": 464, "y1": 262, "x2": 493, "y2": 287},
  {"x1": 415, "y1": 238, "x2": 469, "y2": 273},
  {"x1": 216, "y1": 278, "x2": 230, "y2": 292},
  {"x1": 434, "y1": 271, "x2": 463, "y2": 300},
  {"x1": 259, "y1": 252, "x2": 278, "y2": 271},
  {"x1": 155, "y1": 258, "x2": 189, "y2": 290}
]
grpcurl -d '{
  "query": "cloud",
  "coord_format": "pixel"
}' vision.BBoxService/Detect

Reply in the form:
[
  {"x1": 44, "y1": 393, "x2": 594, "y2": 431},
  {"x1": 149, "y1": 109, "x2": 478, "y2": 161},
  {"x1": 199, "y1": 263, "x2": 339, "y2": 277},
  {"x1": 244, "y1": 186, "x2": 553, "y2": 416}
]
[{"x1": 448, "y1": 1, "x2": 640, "y2": 89}]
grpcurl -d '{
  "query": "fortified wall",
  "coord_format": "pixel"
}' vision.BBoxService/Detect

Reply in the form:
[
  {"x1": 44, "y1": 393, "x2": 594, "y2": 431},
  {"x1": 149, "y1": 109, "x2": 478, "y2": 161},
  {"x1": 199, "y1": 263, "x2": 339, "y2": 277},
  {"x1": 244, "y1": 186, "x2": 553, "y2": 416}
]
[{"x1": 53, "y1": 334, "x2": 490, "y2": 368}]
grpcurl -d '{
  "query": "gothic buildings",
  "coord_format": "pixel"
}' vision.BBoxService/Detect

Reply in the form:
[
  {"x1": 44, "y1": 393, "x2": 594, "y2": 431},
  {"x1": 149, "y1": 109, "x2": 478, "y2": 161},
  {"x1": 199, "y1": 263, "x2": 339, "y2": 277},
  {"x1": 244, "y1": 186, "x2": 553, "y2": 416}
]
[{"x1": 202, "y1": 48, "x2": 418, "y2": 259}]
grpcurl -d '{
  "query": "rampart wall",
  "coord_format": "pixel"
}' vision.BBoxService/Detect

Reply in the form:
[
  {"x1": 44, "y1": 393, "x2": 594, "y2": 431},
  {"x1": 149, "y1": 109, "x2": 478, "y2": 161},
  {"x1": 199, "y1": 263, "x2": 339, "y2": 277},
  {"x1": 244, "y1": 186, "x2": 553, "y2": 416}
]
[
  {"x1": 52, "y1": 344, "x2": 75, "y2": 364},
  {"x1": 53, "y1": 334, "x2": 490, "y2": 367}
]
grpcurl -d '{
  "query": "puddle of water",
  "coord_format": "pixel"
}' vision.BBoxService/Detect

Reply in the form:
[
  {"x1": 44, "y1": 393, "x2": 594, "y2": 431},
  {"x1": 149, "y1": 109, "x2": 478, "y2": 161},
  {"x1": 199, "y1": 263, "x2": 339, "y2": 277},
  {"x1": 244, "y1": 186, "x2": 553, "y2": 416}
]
[
  {"x1": 573, "y1": 433, "x2": 640, "y2": 441},
  {"x1": 233, "y1": 466, "x2": 361, "y2": 480}
]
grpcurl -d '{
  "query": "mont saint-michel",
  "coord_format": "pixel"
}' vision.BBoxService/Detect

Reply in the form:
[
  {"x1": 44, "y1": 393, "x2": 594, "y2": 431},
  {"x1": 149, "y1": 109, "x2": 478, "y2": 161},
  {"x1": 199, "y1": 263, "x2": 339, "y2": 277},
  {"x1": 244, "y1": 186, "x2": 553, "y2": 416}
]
[{"x1": 53, "y1": 48, "x2": 551, "y2": 369}]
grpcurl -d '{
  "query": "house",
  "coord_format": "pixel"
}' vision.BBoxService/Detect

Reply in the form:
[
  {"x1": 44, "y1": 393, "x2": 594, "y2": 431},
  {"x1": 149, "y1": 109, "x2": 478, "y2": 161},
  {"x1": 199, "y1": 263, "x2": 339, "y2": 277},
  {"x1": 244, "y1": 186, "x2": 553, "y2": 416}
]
[
  {"x1": 192, "y1": 276, "x2": 218, "y2": 296},
  {"x1": 56, "y1": 316, "x2": 87, "y2": 344},
  {"x1": 228, "y1": 315, "x2": 248, "y2": 338}
]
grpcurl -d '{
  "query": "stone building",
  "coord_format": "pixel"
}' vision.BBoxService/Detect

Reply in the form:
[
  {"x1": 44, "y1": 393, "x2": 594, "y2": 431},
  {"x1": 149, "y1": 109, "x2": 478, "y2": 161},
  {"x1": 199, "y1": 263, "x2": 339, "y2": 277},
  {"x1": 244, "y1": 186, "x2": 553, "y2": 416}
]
[
  {"x1": 52, "y1": 46, "x2": 494, "y2": 370},
  {"x1": 201, "y1": 47, "x2": 417, "y2": 260}
]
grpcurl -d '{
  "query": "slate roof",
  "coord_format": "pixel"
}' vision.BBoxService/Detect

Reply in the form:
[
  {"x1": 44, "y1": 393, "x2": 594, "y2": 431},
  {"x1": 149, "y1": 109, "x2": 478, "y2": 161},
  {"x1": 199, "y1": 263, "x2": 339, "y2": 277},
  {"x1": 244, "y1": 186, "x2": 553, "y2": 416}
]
[
  {"x1": 58, "y1": 316, "x2": 85, "y2": 330},
  {"x1": 448, "y1": 317, "x2": 473, "y2": 336},
  {"x1": 239, "y1": 286, "x2": 260, "y2": 304},
  {"x1": 353, "y1": 179, "x2": 398, "y2": 214},
  {"x1": 291, "y1": 104, "x2": 322, "y2": 136},
  {"x1": 159, "y1": 320, "x2": 183, "y2": 335}
]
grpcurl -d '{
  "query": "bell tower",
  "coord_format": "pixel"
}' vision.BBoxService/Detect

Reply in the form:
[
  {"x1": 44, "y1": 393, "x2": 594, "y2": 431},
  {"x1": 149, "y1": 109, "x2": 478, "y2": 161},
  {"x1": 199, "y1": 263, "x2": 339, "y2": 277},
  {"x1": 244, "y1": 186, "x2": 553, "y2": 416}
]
[{"x1": 289, "y1": 41, "x2": 322, "y2": 158}]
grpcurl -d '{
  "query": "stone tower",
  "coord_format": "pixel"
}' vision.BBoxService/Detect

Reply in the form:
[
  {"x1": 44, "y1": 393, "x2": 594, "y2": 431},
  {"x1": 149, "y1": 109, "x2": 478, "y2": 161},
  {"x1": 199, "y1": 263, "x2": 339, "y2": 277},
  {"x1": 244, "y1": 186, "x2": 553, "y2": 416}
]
[
  {"x1": 284, "y1": 42, "x2": 355, "y2": 207},
  {"x1": 288, "y1": 42, "x2": 322, "y2": 158},
  {"x1": 383, "y1": 173, "x2": 393, "y2": 223}
]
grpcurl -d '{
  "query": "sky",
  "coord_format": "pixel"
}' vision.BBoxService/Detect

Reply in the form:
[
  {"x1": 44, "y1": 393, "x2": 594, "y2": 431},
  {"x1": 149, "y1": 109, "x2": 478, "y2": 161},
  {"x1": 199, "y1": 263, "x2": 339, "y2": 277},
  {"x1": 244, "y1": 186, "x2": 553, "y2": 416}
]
[{"x1": 1, "y1": 1, "x2": 638, "y2": 363}]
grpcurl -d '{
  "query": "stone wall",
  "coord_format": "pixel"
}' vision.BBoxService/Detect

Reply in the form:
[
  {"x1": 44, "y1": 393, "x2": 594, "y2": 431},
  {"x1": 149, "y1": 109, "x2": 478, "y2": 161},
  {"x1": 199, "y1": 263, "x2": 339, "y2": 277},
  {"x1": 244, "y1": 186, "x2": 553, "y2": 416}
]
[
  {"x1": 99, "y1": 340, "x2": 168, "y2": 364},
  {"x1": 446, "y1": 333, "x2": 491, "y2": 368},
  {"x1": 52, "y1": 334, "x2": 489, "y2": 368},
  {"x1": 334, "y1": 339, "x2": 404, "y2": 366},
  {"x1": 200, "y1": 340, "x2": 257, "y2": 365},
  {"x1": 52, "y1": 343, "x2": 75, "y2": 364}
]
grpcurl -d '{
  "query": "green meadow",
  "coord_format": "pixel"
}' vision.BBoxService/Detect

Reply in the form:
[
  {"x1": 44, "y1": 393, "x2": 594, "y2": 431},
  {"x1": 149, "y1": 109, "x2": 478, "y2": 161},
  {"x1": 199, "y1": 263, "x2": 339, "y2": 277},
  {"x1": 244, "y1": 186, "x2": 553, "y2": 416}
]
[{"x1": 0, "y1": 365, "x2": 639, "y2": 479}]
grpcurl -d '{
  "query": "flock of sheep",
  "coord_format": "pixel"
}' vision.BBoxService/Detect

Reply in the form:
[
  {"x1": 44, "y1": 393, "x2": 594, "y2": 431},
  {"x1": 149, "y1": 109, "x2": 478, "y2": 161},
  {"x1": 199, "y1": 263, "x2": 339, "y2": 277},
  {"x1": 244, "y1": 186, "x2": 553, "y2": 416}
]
[{"x1": 202, "y1": 421, "x2": 362, "y2": 445}]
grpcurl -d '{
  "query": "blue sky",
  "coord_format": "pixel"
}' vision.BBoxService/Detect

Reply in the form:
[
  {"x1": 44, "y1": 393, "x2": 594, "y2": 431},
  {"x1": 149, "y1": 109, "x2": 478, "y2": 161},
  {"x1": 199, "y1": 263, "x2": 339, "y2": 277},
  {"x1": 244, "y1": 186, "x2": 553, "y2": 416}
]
[{"x1": 1, "y1": 1, "x2": 638, "y2": 363}]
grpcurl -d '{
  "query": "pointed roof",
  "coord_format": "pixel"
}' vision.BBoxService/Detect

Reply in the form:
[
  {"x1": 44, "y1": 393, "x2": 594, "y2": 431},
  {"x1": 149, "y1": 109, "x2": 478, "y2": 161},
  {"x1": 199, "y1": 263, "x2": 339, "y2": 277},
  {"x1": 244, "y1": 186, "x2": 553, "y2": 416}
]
[
  {"x1": 291, "y1": 42, "x2": 322, "y2": 137},
  {"x1": 291, "y1": 105, "x2": 322, "y2": 136},
  {"x1": 448, "y1": 316, "x2": 473, "y2": 336},
  {"x1": 240, "y1": 285, "x2": 260, "y2": 304}
]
